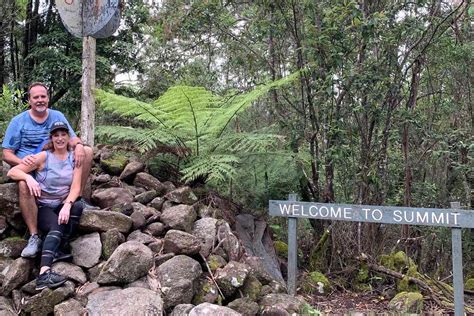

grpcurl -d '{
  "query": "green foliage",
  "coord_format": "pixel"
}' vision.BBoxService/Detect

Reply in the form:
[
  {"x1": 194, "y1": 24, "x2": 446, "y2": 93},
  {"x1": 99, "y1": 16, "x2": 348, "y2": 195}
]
[
  {"x1": 96, "y1": 72, "x2": 299, "y2": 184},
  {"x1": 0, "y1": 85, "x2": 26, "y2": 138}
]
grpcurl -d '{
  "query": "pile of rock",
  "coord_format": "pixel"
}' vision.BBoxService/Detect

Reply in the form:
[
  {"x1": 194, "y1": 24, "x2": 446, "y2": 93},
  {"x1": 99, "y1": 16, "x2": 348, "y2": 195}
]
[{"x1": 0, "y1": 148, "x2": 306, "y2": 315}]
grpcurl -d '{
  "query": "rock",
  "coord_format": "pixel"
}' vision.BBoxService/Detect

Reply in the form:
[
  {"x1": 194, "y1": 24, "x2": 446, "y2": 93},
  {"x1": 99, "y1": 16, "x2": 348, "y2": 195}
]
[
  {"x1": 75, "y1": 281, "x2": 100, "y2": 297},
  {"x1": 228, "y1": 297, "x2": 259, "y2": 316},
  {"x1": 52, "y1": 262, "x2": 87, "y2": 284},
  {"x1": 197, "y1": 205, "x2": 223, "y2": 219},
  {"x1": 192, "y1": 276, "x2": 219, "y2": 304},
  {"x1": 22, "y1": 281, "x2": 75, "y2": 315},
  {"x1": 148, "y1": 197, "x2": 165, "y2": 211},
  {"x1": 259, "y1": 293, "x2": 305, "y2": 315},
  {"x1": 87, "y1": 262, "x2": 106, "y2": 282},
  {"x1": 6, "y1": 210, "x2": 24, "y2": 231},
  {"x1": 388, "y1": 291, "x2": 423, "y2": 314},
  {"x1": 100, "y1": 153, "x2": 128, "y2": 176},
  {"x1": 79, "y1": 209, "x2": 132, "y2": 233},
  {"x1": 170, "y1": 304, "x2": 194, "y2": 316},
  {"x1": 0, "y1": 237, "x2": 27, "y2": 258},
  {"x1": 145, "y1": 222, "x2": 166, "y2": 237},
  {"x1": 124, "y1": 276, "x2": 151, "y2": 290},
  {"x1": 215, "y1": 261, "x2": 250, "y2": 297},
  {"x1": 132, "y1": 202, "x2": 160, "y2": 219},
  {"x1": 86, "y1": 287, "x2": 163, "y2": 315},
  {"x1": 217, "y1": 222, "x2": 241, "y2": 261},
  {"x1": 0, "y1": 216, "x2": 7, "y2": 234},
  {"x1": 127, "y1": 230, "x2": 156, "y2": 245},
  {"x1": 120, "y1": 161, "x2": 145, "y2": 183},
  {"x1": 1, "y1": 257, "x2": 32, "y2": 295},
  {"x1": 154, "y1": 253, "x2": 174, "y2": 267},
  {"x1": 97, "y1": 241, "x2": 153, "y2": 285},
  {"x1": 189, "y1": 303, "x2": 241, "y2": 316},
  {"x1": 0, "y1": 183, "x2": 18, "y2": 218},
  {"x1": 134, "y1": 173, "x2": 167, "y2": 195},
  {"x1": 192, "y1": 218, "x2": 217, "y2": 257},
  {"x1": 130, "y1": 211, "x2": 147, "y2": 230},
  {"x1": 70, "y1": 232, "x2": 102, "y2": 268},
  {"x1": 163, "y1": 230, "x2": 201, "y2": 255},
  {"x1": 91, "y1": 187, "x2": 134, "y2": 209},
  {"x1": 134, "y1": 190, "x2": 158, "y2": 204},
  {"x1": 94, "y1": 174, "x2": 111, "y2": 184},
  {"x1": 0, "y1": 296, "x2": 16, "y2": 316},
  {"x1": 100, "y1": 229, "x2": 125, "y2": 260},
  {"x1": 242, "y1": 256, "x2": 275, "y2": 285},
  {"x1": 207, "y1": 255, "x2": 227, "y2": 272},
  {"x1": 241, "y1": 275, "x2": 262, "y2": 301},
  {"x1": 157, "y1": 255, "x2": 202, "y2": 308},
  {"x1": 106, "y1": 202, "x2": 134, "y2": 215},
  {"x1": 54, "y1": 298, "x2": 86, "y2": 315},
  {"x1": 161, "y1": 204, "x2": 197, "y2": 232},
  {"x1": 148, "y1": 240, "x2": 163, "y2": 253},
  {"x1": 301, "y1": 271, "x2": 330, "y2": 295},
  {"x1": 165, "y1": 186, "x2": 198, "y2": 205}
]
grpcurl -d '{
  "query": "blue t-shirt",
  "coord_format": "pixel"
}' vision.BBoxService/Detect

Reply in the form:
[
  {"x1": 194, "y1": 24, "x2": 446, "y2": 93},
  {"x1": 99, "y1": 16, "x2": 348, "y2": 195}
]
[{"x1": 2, "y1": 110, "x2": 77, "y2": 158}]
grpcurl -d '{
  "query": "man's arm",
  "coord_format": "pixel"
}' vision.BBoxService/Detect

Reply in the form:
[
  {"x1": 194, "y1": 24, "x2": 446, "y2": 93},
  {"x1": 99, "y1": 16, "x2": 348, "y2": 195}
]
[{"x1": 2, "y1": 148, "x2": 21, "y2": 167}]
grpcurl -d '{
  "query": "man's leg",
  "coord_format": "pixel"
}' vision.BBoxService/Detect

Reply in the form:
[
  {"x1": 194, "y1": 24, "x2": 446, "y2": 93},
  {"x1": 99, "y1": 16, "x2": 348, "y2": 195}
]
[
  {"x1": 18, "y1": 180, "x2": 42, "y2": 257},
  {"x1": 18, "y1": 180, "x2": 38, "y2": 235}
]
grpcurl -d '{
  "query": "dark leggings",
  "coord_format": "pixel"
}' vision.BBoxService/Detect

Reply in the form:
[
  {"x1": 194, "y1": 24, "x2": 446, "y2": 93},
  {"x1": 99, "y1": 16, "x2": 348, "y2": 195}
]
[{"x1": 38, "y1": 201, "x2": 83, "y2": 268}]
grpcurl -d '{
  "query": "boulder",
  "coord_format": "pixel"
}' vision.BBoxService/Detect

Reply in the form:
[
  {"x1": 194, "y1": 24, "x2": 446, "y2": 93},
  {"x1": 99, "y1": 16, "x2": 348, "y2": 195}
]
[
  {"x1": 163, "y1": 230, "x2": 201, "y2": 255},
  {"x1": 130, "y1": 211, "x2": 147, "y2": 230},
  {"x1": 241, "y1": 275, "x2": 262, "y2": 301},
  {"x1": 97, "y1": 241, "x2": 153, "y2": 285},
  {"x1": 127, "y1": 230, "x2": 156, "y2": 245},
  {"x1": 170, "y1": 304, "x2": 194, "y2": 316},
  {"x1": 86, "y1": 287, "x2": 163, "y2": 315},
  {"x1": 124, "y1": 276, "x2": 150, "y2": 290},
  {"x1": 189, "y1": 303, "x2": 241, "y2": 316},
  {"x1": 22, "y1": 281, "x2": 75, "y2": 315},
  {"x1": 145, "y1": 222, "x2": 166, "y2": 237},
  {"x1": 192, "y1": 218, "x2": 217, "y2": 257},
  {"x1": 228, "y1": 297, "x2": 259, "y2": 316},
  {"x1": 217, "y1": 222, "x2": 241, "y2": 261},
  {"x1": 70, "y1": 232, "x2": 102, "y2": 268},
  {"x1": 192, "y1": 276, "x2": 219, "y2": 305},
  {"x1": 207, "y1": 255, "x2": 227, "y2": 272},
  {"x1": 161, "y1": 204, "x2": 197, "y2": 232},
  {"x1": 215, "y1": 261, "x2": 250, "y2": 297},
  {"x1": 54, "y1": 298, "x2": 86, "y2": 315},
  {"x1": 134, "y1": 190, "x2": 158, "y2": 205},
  {"x1": 148, "y1": 240, "x2": 163, "y2": 253},
  {"x1": 164, "y1": 186, "x2": 198, "y2": 205},
  {"x1": 157, "y1": 255, "x2": 202, "y2": 308},
  {"x1": 52, "y1": 262, "x2": 87, "y2": 284},
  {"x1": 0, "y1": 216, "x2": 7, "y2": 235},
  {"x1": 0, "y1": 183, "x2": 18, "y2": 218},
  {"x1": 259, "y1": 293, "x2": 305, "y2": 315},
  {"x1": 1, "y1": 257, "x2": 32, "y2": 295},
  {"x1": 91, "y1": 187, "x2": 134, "y2": 209},
  {"x1": 133, "y1": 173, "x2": 167, "y2": 195},
  {"x1": 100, "y1": 154, "x2": 128, "y2": 176},
  {"x1": 0, "y1": 237, "x2": 27, "y2": 258},
  {"x1": 388, "y1": 291, "x2": 423, "y2": 314},
  {"x1": 106, "y1": 202, "x2": 133, "y2": 216},
  {"x1": 132, "y1": 202, "x2": 160, "y2": 219},
  {"x1": 0, "y1": 296, "x2": 16, "y2": 316},
  {"x1": 148, "y1": 197, "x2": 165, "y2": 211},
  {"x1": 79, "y1": 210, "x2": 132, "y2": 233},
  {"x1": 120, "y1": 161, "x2": 145, "y2": 183},
  {"x1": 100, "y1": 229, "x2": 125, "y2": 260}
]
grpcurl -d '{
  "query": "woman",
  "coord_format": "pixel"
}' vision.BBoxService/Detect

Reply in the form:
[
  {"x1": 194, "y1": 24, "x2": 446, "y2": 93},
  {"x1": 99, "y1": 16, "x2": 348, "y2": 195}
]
[{"x1": 8, "y1": 121, "x2": 84, "y2": 290}]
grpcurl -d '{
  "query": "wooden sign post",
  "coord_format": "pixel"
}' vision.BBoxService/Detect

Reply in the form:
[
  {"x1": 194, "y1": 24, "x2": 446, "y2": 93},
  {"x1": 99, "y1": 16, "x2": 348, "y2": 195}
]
[
  {"x1": 269, "y1": 197, "x2": 474, "y2": 315},
  {"x1": 56, "y1": 0, "x2": 121, "y2": 146}
]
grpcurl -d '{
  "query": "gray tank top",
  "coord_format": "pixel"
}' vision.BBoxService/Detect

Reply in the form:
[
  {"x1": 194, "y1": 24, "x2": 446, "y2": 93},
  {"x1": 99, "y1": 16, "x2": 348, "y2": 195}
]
[{"x1": 35, "y1": 150, "x2": 74, "y2": 206}]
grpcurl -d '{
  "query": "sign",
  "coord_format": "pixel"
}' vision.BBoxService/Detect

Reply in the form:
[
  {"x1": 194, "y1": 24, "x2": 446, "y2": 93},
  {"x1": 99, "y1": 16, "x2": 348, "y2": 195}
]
[
  {"x1": 56, "y1": 0, "x2": 120, "y2": 38},
  {"x1": 269, "y1": 201, "x2": 474, "y2": 228},
  {"x1": 92, "y1": 7, "x2": 121, "y2": 38}
]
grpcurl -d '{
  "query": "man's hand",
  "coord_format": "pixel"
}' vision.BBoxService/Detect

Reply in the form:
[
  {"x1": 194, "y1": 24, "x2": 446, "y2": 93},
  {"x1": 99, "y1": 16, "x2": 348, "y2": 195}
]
[
  {"x1": 21, "y1": 154, "x2": 37, "y2": 167},
  {"x1": 25, "y1": 174, "x2": 41, "y2": 197},
  {"x1": 74, "y1": 144, "x2": 85, "y2": 168},
  {"x1": 58, "y1": 203, "x2": 71, "y2": 225}
]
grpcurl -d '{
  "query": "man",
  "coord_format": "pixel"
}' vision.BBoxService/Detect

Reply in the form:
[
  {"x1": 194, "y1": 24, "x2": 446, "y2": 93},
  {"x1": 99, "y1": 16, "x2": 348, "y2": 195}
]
[{"x1": 2, "y1": 82, "x2": 93, "y2": 258}]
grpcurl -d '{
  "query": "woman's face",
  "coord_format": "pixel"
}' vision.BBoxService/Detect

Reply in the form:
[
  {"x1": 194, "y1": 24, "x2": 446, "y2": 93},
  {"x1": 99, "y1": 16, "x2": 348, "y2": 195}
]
[{"x1": 51, "y1": 130, "x2": 70, "y2": 150}]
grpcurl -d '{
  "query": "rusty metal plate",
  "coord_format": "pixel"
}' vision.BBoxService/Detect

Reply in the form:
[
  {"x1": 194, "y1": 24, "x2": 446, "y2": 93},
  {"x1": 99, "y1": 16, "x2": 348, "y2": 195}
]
[
  {"x1": 56, "y1": 0, "x2": 119, "y2": 38},
  {"x1": 91, "y1": 7, "x2": 121, "y2": 38}
]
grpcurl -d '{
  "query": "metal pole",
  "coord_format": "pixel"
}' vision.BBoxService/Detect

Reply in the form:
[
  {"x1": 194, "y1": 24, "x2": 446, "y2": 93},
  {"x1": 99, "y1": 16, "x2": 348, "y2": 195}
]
[
  {"x1": 450, "y1": 201, "x2": 464, "y2": 316},
  {"x1": 287, "y1": 194, "x2": 298, "y2": 295}
]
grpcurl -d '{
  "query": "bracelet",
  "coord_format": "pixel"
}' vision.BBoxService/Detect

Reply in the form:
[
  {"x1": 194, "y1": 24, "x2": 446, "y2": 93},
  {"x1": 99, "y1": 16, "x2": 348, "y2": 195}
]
[{"x1": 66, "y1": 200, "x2": 74, "y2": 205}]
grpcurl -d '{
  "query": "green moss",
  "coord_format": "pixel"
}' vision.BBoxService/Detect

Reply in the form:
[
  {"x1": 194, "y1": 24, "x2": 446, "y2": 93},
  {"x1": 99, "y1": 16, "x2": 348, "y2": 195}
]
[
  {"x1": 356, "y1": 263, "x2": 369, "y2": 283},
  {"x1": 4, "y1": 236, "x2": 24, "y2": 241},
  {"x1": 274, "y1": 241, "x2": 288, "y2": 258},
  {"x1": 207, "y1": 255, "x2": 226, "y2": 272},
  {"x1": 388, "y1": 291, "x2": 423, "y2": 313},
  {"x1": 242, "y1": 275, "x2": 262, "y2": 300},
  {"x1": 101, "y1": 153, "x2": 129, "y2": 176},
  {"x1": 465, "y1": 278, "x2": 474, "y2": 291},
  {"x1": 301, "y1": 271, "x2": 330, "y2": 295}
]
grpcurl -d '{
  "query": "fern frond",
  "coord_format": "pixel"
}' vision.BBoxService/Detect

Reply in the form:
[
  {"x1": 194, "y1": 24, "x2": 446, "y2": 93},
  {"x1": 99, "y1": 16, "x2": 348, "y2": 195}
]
[
  {"x1": 181, "y1": 154, "x2": 239, "y2": 184},
  {"x1": 212, "y1": 132, "x2": 286, "y2": 154}
]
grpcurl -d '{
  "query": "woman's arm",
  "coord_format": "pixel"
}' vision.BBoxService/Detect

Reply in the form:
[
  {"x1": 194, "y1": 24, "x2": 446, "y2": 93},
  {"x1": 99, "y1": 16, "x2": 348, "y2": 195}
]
[
  {"x1": 58, "y1": 163, "x2": 83, "y2": 225},
  {"x1": 7, "y1": 152, "x2": 46, "y2": 197}
]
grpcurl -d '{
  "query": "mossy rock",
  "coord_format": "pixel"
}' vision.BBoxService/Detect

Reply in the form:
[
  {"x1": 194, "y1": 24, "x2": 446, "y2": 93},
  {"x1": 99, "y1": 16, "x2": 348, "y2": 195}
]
[
  {"x1": 274, "y1": 241, "x2": 288, "y2": 258},
  {"x1": 301, "y1": 271, "x2": 331, "y2": 295},
  {"x1": 465, "y1": 278, "x2": 474, "y2": 291},
  {"x1": 388, "y1": 291, "x2": 423, "y2": 313},
  {"x1": 379, "y1": 251, "x2": 416, "y2": 272},
  {"x1": 241, "y1": 275, "x2": 262, "y2": 301},
  {"x1": 207, "y1": 255, "x2": 226, "y2": 272},
  {"x1": 100, "y1": 153, "x2": 129, "y2": 176}
]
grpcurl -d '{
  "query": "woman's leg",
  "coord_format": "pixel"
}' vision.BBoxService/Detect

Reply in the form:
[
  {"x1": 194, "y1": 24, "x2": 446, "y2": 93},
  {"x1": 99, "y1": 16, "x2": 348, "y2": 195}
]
[{"x1": 57, "y1": 200, "x2": 84, "y2": 255}]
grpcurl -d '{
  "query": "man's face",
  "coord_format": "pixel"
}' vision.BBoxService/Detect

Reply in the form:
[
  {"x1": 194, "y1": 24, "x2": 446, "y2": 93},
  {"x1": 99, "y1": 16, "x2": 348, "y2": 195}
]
[{"x1": 28, "y1": 85, "x2": 49, "y2": 114}]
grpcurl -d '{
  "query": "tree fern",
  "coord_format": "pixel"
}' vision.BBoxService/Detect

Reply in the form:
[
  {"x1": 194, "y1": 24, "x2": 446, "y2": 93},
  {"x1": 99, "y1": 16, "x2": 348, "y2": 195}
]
[{"x1": 95, "y1": 71, "x2": 299, "y2": 184}]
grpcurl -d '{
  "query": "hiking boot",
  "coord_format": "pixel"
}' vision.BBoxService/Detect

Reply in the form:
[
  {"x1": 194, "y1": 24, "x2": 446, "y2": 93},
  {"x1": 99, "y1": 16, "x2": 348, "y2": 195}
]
[
  {"x1": 35, "y1": 270, "x2": 66, "y2": 290},
  {"x1": 21, "y1": 234, "x2": 42, "y2": 258},
  {"x1": 52, "y1": 250, "x2": 73, "y2": 263}
]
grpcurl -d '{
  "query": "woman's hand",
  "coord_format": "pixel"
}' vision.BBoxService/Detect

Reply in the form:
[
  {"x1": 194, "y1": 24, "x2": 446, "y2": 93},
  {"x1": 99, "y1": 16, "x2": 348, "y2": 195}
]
[
  {"x1": 25, "y1": 174, "x2": 41, "y2": 197},
  {"x1": 58, "y1": 203, "x2": 71, "y2": 225}
]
